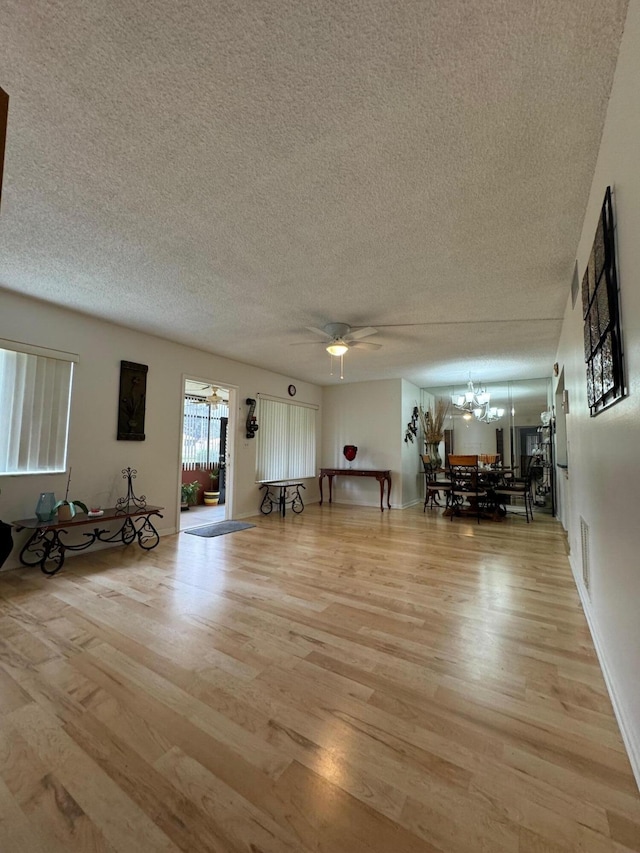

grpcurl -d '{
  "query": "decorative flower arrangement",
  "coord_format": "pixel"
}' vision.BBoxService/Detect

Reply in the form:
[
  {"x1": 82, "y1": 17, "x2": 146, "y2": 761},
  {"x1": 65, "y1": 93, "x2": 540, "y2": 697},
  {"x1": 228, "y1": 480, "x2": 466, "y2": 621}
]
[{"x1": 418, "y1": 399, "x2": 449, "y2": 446}]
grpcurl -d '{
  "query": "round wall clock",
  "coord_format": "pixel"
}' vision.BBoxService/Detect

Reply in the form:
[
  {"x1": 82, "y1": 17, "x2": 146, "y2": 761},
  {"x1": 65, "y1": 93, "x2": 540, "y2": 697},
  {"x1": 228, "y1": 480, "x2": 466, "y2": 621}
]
[{"x1": 288, "y1": 384, "x2": 297, "y2": 397}]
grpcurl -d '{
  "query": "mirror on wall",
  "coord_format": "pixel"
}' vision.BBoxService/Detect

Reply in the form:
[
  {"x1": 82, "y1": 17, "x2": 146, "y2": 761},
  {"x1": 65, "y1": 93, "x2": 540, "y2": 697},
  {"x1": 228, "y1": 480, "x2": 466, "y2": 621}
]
[{"x1": 422, "y1": 377, "x2": 552, "y2": 470}]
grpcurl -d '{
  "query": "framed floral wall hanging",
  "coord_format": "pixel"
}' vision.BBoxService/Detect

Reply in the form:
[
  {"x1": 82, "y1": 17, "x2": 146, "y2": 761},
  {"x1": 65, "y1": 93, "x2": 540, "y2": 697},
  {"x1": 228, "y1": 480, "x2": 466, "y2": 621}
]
[
  {"x1": 117, "y1": 361, "x2": 148, "y2": 440},
  {"x1": 582, "y1": 187, "x2": 625, "y2": 416}
]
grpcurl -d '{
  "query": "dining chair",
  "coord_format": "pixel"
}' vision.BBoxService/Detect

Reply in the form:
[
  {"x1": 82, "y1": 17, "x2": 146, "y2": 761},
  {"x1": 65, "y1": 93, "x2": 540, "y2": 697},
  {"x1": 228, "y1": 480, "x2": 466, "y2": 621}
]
[
  {"x1": 493, "y1": 455, "x2": 536, "y2": 522},
  {"x1": 447, "y1": 454, "x2": 487, "y2": 523},
  {"x1": 479, "y1": 453, "x2": 500, "y2": 467},
  {"x1": 422, "y1": 454, "x2": 451, "y2": 511}
]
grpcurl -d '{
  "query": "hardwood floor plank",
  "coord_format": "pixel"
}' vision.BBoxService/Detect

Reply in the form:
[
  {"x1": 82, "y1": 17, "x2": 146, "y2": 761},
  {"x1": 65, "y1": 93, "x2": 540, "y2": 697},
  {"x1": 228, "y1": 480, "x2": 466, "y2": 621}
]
[
  {"x1": 0, "y1": 772, "x2": 57, "y2": 853},
  {"x1": 6, "y1": 702, "x2": 180, "y2": 852},
  {"x1": 154, "y1": 746, "x2": 307, "y2": 853}
]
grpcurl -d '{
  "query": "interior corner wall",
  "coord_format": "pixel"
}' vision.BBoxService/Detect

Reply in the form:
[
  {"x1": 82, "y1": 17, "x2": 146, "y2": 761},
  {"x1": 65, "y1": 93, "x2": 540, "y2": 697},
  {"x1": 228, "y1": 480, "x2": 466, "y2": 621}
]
[
  {"x1": 554, "y1": 0, "x2": 640, "y2": 786},
  {"x1": 401, "y1": 379, "x2": 423, "y2": 508},
  {"x1": 0, "y1": 290, "x2": 322, "y2": 568},
  {"x1": 321, "y1": 379, "x2": 405, "y2": 507}
]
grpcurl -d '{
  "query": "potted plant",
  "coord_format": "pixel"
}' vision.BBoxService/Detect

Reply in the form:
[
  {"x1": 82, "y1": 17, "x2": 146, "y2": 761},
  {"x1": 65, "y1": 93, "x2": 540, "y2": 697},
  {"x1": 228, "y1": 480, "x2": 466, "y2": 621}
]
[
  {"x1": 54, "y1": 469, "x2": 88, "y2": 521},
  {"x1": 418, "y1": 399, "x2": 449, "y2": 470},
  {"x1": 55, "y1": 498, "x2": 89, "y2": 522},
  {"x1": 181, "y1": 480, "x2": 200, "y2": 511},
  {"x1": 204, "y1": 466, "x2": 220, "y2": 506}
]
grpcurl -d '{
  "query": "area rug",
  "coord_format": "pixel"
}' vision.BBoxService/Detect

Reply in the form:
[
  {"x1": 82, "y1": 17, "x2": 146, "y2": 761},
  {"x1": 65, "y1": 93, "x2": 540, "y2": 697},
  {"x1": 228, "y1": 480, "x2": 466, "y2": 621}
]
[{"x1": 184, "y1": 521, "x2": 256, "y2": 538}]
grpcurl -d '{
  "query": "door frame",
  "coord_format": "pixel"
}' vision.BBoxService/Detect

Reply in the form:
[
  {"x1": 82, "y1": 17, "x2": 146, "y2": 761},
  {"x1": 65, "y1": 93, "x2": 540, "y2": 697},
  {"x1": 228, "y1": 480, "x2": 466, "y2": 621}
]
[{"x1": 177, "y1": 374, "x2": 238, "y2": 531}]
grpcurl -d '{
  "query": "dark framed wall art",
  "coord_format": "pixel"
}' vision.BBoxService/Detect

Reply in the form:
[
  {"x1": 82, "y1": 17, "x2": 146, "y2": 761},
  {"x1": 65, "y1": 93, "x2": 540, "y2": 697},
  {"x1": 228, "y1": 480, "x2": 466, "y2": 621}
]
[
  {"x1": 117, "y1": 360, "x2": 148, "y2": 440},
  {"x1": 581, "y1": 187, "x2": 625, "y2": 417}
]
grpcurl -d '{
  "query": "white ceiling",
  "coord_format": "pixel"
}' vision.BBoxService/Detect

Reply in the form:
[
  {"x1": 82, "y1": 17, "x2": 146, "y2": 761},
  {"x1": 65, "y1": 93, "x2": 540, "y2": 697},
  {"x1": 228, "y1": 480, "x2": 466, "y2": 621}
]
[{"x1": 0, "y1": 0, "x2": 628, "y2": 387}]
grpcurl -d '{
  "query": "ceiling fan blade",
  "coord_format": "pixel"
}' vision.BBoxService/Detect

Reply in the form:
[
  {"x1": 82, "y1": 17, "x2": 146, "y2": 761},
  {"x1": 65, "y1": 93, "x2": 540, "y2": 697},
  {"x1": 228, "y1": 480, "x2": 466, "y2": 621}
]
[
  {"x1": 305, "y1": 326, "x2": 331, "y2": 339},
  {"x1": 290, "y1": 340, "x2": 326, "y2": 347},
  {"x1": 348, "y1": 341, "x2": 382, "y2": 351},
  {"x1": 346, "y1": 326, "x2": 378, "y2": 340}
]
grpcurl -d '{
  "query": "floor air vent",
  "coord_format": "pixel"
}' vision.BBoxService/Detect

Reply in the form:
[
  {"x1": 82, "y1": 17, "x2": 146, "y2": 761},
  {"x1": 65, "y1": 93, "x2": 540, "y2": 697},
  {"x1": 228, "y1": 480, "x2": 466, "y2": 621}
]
[{"x1": 580, "y1": 516, "x2": 590, "y2": 591}]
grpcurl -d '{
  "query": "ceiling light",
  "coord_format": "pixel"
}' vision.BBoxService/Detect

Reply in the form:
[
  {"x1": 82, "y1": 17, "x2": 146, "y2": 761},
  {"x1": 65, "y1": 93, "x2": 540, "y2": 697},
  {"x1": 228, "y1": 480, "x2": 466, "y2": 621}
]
[
  {"x1": 326, "y1": 341, "x2": 349, "y2": 356},
  {"x1": 452, "y1": 378, "x2": 504, "y2": 423},
  {"x1": 452, "y1": 379, "x2": 490, "y2": 412}
]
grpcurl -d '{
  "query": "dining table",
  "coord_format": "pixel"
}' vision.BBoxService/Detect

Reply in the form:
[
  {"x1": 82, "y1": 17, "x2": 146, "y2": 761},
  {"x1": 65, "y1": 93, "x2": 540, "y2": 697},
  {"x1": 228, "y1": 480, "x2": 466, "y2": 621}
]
[{"x1": 442, "y1": 465, "x2": 516, "y2": 521}]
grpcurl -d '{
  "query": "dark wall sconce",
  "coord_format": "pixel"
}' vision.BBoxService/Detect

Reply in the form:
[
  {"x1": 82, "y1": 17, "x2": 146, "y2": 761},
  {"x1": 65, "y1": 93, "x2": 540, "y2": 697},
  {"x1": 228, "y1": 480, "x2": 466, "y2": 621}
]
[{"x1": 246, "y1": 398, "x2": 259, "y2": 439}]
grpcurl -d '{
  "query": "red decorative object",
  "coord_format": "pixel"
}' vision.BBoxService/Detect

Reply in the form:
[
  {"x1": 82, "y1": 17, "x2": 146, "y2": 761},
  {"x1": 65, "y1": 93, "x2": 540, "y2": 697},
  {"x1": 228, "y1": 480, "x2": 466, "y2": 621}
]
[{"x1": 343, "y1": 445, "x2": 358, "y2": 463}]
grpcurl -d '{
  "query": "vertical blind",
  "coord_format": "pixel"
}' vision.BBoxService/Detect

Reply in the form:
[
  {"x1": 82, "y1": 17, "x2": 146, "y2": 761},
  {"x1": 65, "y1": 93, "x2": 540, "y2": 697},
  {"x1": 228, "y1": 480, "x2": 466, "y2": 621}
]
[
  {"x1": 0, "y1": 343, "x2": 76, "y2": 474},
  {"x1": 182, "y1": 397, "x2": 229, "y2": 471},
  {"x1": 256, "y1": 397, "x2": 317, "y2": 482}
]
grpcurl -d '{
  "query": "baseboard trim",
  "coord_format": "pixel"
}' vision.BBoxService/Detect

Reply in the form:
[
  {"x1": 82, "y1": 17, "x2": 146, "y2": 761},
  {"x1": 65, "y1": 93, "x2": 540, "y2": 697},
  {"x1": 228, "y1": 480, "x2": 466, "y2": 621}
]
[{"x1": 568, "y1": 553, "x2": 640, "y2": 792}]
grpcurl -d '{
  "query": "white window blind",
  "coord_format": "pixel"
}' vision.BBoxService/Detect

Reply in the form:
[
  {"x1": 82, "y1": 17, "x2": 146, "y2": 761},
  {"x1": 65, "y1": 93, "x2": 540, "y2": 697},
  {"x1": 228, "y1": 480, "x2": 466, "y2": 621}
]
[
  {"x1": 0, "y1": 340, "x2": 76, "y2": 475},
  {"x1": 182, "y1": 397, "x2": 229, "y2": 471},
  {"x1": 256, "y1": 397, "x2": 316, "y2": 482}
]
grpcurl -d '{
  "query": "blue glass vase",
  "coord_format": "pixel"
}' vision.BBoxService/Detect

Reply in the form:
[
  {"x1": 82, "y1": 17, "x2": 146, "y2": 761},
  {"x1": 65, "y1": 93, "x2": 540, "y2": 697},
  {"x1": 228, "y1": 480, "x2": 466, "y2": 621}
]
[{"x1": 35, "y1": 492, "x2": 56, "y2": 522}]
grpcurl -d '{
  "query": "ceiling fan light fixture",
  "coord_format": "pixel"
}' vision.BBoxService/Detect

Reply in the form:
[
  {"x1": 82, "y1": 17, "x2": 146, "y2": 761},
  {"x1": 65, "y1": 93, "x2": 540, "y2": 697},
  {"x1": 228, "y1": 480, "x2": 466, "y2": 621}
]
[{"x1": 326, "y1": 341, "x2": 349, "y2": 356}]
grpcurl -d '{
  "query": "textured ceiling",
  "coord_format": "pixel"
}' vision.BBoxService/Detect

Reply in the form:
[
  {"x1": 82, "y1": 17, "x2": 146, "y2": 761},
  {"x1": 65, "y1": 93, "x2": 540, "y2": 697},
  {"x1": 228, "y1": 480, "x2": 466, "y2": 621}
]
[{"x1": 0, "y1": 0, "x2": 629, "y2": 386}]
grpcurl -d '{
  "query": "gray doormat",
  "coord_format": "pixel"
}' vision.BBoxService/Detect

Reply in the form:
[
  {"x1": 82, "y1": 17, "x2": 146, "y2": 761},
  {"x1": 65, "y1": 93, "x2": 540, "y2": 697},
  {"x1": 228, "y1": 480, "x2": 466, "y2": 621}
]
[{"x1": 184, "y1": 520, "x2": 256, "y2": 538}]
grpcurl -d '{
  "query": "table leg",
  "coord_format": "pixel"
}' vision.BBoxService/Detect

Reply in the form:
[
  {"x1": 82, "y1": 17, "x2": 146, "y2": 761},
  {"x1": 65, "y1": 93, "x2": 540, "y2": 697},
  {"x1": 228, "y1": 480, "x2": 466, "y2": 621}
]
[
  {"x1": 378, "y1": 476, "x2": 384, "y2": 512},
  {"x1": 280, "y1": 486, "x2": 286, "y2": 517},
  {"x1": 328, "y1": 475, "x2": 333, "y2": 503},
  {"x1": 319, "y1": 475, "x2": 324, "y2": 506},
  {"x1": 386, "y1": 474, "x2": 392, "y2": 509},
  {"x1": 19, "y1": 528, "x2": 66, "y2": 576}
]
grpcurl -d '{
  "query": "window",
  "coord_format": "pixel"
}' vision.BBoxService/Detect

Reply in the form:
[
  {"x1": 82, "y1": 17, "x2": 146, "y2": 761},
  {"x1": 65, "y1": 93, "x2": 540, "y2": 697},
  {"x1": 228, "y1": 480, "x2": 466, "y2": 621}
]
[
  {"x1": 182, "y1": 396, "x2": 229, "y2": 471},
  {"x1": 0, "y1": 339, "x2": 77, "y2": 475},
  {"x1": 256, "y1": 396, "x2": 317, "y2": 482}
]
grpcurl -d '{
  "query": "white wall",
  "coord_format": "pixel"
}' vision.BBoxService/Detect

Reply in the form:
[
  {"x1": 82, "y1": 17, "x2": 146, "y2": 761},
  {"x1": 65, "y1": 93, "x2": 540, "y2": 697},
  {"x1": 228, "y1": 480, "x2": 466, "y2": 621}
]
[
  {"x1": 321, "y1": 379, "x2": 409, "y2": 507},
  {"x1": 451, "y1": 416, "x2": 499, "y2": 456},
  {"x1": 0, "y1": 290, "x2": 322, "y2": 566},
  {"x1": 554, "y1": 0, "x2": 640, "y2": 785}
]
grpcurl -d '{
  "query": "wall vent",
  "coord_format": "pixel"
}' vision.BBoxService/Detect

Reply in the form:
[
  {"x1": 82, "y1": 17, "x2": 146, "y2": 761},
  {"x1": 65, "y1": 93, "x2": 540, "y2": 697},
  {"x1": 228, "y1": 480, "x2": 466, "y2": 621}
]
[{"x1": 580, "y1": 516, "x2": 590, "y2": 591}]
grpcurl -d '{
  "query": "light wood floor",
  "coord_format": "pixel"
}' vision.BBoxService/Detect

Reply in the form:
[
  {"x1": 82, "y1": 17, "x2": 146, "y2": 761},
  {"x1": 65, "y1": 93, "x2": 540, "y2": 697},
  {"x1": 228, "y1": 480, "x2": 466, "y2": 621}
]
[{"x1": 0, "y1": 505, "x2": 639, "y2": 852}]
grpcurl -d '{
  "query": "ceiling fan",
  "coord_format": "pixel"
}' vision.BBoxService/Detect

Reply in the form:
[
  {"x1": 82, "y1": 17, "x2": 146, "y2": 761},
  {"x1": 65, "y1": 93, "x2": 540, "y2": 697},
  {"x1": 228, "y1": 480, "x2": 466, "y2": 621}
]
[
  {"x1": 189, "y1": 384, "x2": 228, "y2": 405},
  {"x1": 205, "y1": 389, "x2": 228, "y2": 406},
  {"x1": 291, "y1": 323, "x2": 382, "y2": 379},
  {"x1": 293, "y1": 322, "x2": 383, "y2": 354}
]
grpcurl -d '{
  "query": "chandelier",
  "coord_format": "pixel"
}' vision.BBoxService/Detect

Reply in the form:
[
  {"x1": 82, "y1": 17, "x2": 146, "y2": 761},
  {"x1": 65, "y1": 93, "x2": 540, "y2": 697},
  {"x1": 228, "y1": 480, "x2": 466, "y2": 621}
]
[{"x1": 451, "y1": 379, "x2": 504, "y2": 423}]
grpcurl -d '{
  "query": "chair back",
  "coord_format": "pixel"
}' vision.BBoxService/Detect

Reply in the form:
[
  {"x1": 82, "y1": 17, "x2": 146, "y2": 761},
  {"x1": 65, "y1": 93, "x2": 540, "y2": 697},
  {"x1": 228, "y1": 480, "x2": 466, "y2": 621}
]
[
  {"x1": 520, "y1": 455, "x2": 538, "y2": 484},
  {"x1": 479, "y1": 453, "x2": 500, "y2": 467},
  {"x1": 448, "y1": 454, "x2": 478, "y2": 467},
  {"x1": 447, "y1": 454, "x2": 486, "y2": 522},
  {"x1": 421, "y1": 454, "x2": 434, "y2": 482},
  {"x1": 448, "y1": 455, "x2": 479, "y2": 489}
]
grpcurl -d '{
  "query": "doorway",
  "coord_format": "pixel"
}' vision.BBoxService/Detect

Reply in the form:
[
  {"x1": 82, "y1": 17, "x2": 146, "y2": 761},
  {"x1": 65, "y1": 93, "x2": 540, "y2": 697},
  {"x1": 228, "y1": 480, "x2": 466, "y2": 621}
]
[{"x1": 179, "y1": 377, "x2": 235, "y2": 531}]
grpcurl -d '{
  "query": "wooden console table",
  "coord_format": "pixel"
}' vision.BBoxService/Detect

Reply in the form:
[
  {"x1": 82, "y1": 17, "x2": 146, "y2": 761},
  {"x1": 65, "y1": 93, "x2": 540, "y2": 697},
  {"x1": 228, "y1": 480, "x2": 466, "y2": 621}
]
[
  {"x1": 12, "y1": 505, "x2": 164, "y2": 576},
  {"x1": 319, "y1": 468, "x2": 392, "y2": 512}
]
